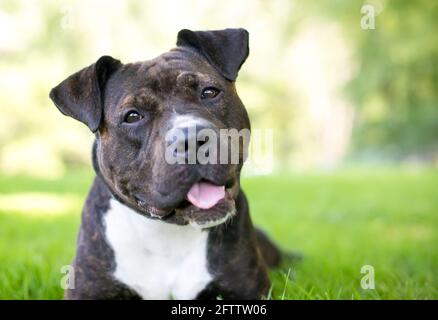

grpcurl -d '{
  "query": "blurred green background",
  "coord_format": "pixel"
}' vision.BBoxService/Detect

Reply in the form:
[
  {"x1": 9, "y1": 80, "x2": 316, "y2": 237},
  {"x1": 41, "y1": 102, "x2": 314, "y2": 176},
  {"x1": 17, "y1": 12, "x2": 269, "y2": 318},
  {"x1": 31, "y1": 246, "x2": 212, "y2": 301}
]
[{"x1": 0, "y1": 0, "x2": 437, "y2": 299}]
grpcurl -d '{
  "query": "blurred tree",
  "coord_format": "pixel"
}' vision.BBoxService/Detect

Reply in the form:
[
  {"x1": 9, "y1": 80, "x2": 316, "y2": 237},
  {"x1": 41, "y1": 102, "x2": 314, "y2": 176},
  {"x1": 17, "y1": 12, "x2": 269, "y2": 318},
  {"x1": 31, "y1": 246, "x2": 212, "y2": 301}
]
[{"x1": 306, "y1": 0, "x2": 438, "y2": 161}]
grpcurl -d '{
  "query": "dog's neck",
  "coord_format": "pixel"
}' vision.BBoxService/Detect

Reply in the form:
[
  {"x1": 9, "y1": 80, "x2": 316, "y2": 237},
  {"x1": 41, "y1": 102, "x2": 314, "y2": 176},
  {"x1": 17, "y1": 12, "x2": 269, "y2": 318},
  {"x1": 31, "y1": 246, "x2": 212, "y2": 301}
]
[{"x1": 103, "y1": 196, "x2": 213, "y2": 299}]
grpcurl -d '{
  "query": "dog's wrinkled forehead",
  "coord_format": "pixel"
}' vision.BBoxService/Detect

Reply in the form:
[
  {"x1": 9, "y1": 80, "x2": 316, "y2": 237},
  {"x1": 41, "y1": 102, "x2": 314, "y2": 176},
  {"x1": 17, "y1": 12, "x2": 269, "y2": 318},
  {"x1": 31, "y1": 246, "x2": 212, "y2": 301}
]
[{"x1": 106, "y1": 47, "x2": 218, "y2": 104}]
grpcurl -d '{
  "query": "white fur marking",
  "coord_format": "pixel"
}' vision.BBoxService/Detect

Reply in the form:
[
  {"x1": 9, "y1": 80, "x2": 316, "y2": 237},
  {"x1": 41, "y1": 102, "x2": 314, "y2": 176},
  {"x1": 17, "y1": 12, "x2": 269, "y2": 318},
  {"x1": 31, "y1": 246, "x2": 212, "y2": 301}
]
[
  {"x1": 171, "y1": 113, "x2": 212, "y2": 130},
  {"x1": 189, "y1": 209, "x2": 235, "y2": 229},
  {"x1": 104, "y1": 198, "x2": 213, "y2": 299}
]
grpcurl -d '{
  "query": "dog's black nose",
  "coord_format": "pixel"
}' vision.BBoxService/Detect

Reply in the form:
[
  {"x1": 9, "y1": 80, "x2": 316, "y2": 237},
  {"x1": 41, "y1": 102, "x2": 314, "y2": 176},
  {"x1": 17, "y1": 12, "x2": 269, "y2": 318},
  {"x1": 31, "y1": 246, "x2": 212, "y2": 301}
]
[
  {"x1": 180, "y1": 124, "x2": 211, "y2": 163},
  {"x1": 166, "y1": 123, "x2": 217, "y2": 164}
]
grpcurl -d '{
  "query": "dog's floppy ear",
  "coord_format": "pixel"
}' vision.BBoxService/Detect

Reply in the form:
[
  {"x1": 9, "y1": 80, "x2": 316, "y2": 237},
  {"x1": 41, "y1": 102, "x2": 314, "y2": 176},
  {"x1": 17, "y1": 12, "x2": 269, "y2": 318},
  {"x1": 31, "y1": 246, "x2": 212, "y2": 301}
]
[
  {"x1": 49, "y1": 56, "x2": 122, "y2": 132},
  {"x1": 176, "y1": 28, "x2": 249, "y2": 81}
]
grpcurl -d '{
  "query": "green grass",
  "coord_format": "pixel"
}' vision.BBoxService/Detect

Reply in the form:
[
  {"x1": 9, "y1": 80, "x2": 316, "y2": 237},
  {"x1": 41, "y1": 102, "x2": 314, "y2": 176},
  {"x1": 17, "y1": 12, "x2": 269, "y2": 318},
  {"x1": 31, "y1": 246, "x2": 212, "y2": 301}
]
[{"x1": 0, "y1": 168, "x2": 437, "y2": 299}]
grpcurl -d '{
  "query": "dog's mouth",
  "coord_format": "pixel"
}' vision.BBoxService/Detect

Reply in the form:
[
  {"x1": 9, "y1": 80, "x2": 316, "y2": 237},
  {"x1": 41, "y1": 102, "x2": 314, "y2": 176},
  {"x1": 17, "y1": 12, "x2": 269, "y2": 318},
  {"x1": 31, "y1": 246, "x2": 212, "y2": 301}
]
[
  {"x1": 186, "y1": 181, "x2": 226, "y2": 210},
  {"x1": 134, "y1": 179, "x2": 237, "y2": 228}
]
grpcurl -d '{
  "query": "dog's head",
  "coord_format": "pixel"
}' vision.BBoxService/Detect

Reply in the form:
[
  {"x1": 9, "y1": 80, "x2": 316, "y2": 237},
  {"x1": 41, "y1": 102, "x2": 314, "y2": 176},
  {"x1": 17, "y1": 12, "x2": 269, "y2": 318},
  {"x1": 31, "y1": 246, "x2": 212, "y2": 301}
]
[{"x1": 50, "y1": 28, "x2": 251, "y2": 228}]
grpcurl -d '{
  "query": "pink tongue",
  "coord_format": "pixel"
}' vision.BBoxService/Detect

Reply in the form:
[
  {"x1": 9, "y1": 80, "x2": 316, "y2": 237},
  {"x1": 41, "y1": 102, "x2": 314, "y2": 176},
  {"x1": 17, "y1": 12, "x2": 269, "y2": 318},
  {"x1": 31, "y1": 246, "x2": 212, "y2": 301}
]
[{"x1": 186, "y1": 182, "x2": 225, "y2": 210}]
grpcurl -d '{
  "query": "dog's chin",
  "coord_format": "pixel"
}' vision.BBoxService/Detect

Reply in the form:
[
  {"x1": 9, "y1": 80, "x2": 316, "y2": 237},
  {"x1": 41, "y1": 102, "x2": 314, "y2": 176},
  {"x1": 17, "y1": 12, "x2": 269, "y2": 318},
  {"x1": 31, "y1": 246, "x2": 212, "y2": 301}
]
[
  {"x1": 132, "y1": 186, "x2": 237, "y2": 229},
  {"x1": 175, "y1": 192, "x2": 236, "y2": 228}
]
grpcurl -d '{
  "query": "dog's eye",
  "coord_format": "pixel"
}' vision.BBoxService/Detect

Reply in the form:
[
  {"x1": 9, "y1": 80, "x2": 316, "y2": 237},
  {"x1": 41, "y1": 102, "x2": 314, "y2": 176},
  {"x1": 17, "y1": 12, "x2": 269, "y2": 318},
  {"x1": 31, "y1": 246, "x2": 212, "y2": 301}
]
[
  {"x1": 124, "y1": 111, "x2": 143, "y2": 123},
  {"x1": 201, "y1": 87, "x2": 220, "y2": 100}
]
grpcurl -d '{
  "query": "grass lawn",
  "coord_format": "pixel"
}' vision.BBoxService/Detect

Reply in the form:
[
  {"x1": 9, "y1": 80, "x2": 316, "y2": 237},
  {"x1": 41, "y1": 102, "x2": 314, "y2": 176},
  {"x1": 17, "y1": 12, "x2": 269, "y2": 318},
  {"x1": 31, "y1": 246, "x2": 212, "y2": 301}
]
[{"x1": 0, "y1": 167, "x2": 437, "y2": 299}]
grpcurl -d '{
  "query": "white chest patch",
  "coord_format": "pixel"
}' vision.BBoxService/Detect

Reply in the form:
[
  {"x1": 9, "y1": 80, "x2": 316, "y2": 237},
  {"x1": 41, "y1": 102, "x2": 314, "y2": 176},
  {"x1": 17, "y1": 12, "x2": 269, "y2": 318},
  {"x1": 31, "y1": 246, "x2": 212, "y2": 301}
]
[{"x1": 104, "y1": 198, "x2": 213, "y2": 299}]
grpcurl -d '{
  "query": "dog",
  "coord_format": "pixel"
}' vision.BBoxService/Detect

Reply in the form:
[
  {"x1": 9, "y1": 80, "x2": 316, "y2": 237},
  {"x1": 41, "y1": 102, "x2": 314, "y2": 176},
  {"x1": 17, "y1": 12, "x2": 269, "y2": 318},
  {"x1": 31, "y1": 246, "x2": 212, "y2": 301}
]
[{"x1": 50, "y1": 28, "x2": 285, "y2": 299}]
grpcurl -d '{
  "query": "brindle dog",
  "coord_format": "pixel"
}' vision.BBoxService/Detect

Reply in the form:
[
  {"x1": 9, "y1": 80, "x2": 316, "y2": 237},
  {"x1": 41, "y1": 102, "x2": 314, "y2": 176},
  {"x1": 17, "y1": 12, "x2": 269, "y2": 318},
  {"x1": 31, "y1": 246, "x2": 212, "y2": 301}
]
[{"x1": 50, "y1": 28, "x2": 286, "y2": 300}]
